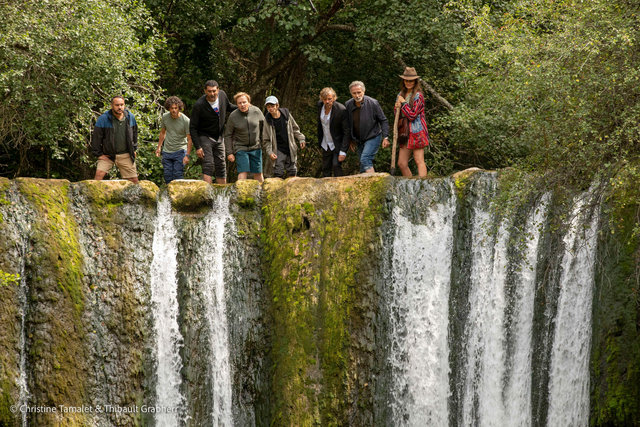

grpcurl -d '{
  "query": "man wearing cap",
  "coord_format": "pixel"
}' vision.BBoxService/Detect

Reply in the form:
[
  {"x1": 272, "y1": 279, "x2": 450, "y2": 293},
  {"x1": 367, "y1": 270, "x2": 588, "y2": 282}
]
[
  {"x1": 262, "y1": 95, "x2": 306, "y2": 178},
  {"x1": 345, "y1": 81, "x2": 390, "y2": 173},
  {"x1": 189, "y1": 80, "x2": 236, "y2": 184}
]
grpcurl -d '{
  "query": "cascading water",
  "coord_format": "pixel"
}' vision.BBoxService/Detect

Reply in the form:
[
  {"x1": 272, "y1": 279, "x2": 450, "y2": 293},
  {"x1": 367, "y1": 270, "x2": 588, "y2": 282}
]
[
  {"x1": 384, "y1": 173, "x2": 596, "y2": 427},
  {"x1": 150, "y1": 195, "x2": 187, "y2": 425},
  {"x1": 502, "y1": 194, "x2": 550, "y2": 427},
  {"x1": 201, "y1": 195, "x2": 234, "y2": 425},
  {"x1": 547, "y1": 191, "x2": 600, "y2": 427},
  {"x1": 386, "y1": 179, "x2": 456, "y2": 426}
]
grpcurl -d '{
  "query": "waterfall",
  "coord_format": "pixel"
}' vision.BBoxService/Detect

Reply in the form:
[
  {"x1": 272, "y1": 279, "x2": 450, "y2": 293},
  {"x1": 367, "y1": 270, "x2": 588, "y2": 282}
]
[
  {"x1": 201, "y1": 195, "x2": 234, "y2": 425},
  {"x1": 503, "y1": 194, "x2": 550, "y2": 427},
  {"x1": 461, "y1": 176, "x2": 509, "y2": 427},
  {"x1": 150, "y1": 195, "x2": 186, "y2": 425},
  {"x1": 547, "y1": 192, "x2": 600, "y2": 426},
  {"x1": 386, "y1": 180, "x2": 456, "y2": 426}
]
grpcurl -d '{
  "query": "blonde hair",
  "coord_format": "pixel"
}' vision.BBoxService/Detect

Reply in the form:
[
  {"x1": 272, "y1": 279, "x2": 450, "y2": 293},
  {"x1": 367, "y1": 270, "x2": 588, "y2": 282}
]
[
  {"x1": 234, "y1": 92, "x2": 251, "y2": 103},
  {"x1": 319, "y1": 87, "x2": 337, "y2": 101}
]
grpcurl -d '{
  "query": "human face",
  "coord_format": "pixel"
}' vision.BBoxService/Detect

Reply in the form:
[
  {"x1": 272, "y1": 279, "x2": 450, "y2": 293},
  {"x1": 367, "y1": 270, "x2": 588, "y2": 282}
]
[
  {"x1": 266, "y1": 103, "x2": 279, "y2": 117},
  {"x1": 404, "y1": 79, "x2": 416, "y2": 90},
  {"x1": 111, "y1": 97, "x2": 125, "y2": 118},
  {"x1": 168, "y1": 103, "x2": 181, "y2": 119},
  {"x1": 350, "y1": 85, "x2": 364, "y2": 103},
  {"x1": 237, "y1": 96, "x2": 250, "y2": 113},
  {"x1": 322, "y1": 94, "x2": 335, "y2": 110},
  {"x1": 205, "y1": 85, "x2": 219, "y2": 102}
]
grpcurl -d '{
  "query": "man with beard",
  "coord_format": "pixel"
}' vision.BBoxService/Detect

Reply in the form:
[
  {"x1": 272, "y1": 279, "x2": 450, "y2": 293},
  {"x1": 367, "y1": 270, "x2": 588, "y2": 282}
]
[{"x1": 189, "y1": 80, "x2": 236, "y2": 184}]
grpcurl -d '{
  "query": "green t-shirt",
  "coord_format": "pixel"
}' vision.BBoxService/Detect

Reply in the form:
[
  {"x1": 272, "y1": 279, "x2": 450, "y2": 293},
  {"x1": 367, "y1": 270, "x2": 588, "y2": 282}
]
[
  {"x1": 113, "y1": 116, "x2": 128, "y2": 154},
  {"x1": 161, "y1": 112, "x2": 190, "y2": 153}
]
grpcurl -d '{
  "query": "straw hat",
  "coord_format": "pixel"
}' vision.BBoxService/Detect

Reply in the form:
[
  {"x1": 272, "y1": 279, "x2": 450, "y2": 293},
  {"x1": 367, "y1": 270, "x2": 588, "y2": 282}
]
[{"x1": 398, "y1": 67, "x2": 420, "y2": 80}]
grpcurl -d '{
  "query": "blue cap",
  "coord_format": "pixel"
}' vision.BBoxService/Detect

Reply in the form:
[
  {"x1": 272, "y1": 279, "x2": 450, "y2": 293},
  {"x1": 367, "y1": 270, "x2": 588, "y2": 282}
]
[{"x1": 265, "y1": 95, "x2": 279, "y2": 105}]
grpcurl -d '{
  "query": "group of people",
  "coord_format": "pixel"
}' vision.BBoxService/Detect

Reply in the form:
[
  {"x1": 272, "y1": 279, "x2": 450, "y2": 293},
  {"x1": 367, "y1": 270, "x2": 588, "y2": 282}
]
[{"x1": 90, "y1": 67, "x2": 430, "y2": 184}]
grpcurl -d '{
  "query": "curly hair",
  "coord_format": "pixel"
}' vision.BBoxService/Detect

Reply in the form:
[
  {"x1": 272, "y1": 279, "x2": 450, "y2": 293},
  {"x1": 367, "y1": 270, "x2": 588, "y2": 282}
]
[
  {"x1": 164, "y1": 96, "x2": 184, "y2": 111},
  {"x1": 319, "y1": 87, "x2": 337, "y2": 101}
]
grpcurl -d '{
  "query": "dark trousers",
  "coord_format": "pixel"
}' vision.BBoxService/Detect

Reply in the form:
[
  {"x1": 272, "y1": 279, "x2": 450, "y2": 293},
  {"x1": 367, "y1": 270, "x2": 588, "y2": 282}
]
[
  {"x1": 161, "y1": 149, "x2": 186, "y2": 183},
  {"x1": 321, "y1": 147, "x2": 343, "y2": 177}
]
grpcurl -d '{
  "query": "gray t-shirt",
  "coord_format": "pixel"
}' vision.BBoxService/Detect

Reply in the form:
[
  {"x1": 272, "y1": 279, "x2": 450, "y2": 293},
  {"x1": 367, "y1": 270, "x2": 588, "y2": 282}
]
[{"x1": 161, "y1": 112, "x2": 190, "y2": 153}]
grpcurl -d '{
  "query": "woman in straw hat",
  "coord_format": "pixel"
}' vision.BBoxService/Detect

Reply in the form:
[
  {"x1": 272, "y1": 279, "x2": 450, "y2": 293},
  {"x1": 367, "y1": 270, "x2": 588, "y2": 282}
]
[{"x1": 394, "y1": 67, "x2": 429, "y2": 177}]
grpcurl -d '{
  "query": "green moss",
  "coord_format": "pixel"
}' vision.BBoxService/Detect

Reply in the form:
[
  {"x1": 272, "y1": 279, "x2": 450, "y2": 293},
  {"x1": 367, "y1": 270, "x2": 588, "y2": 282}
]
[
  {"x1": 452, "y1": 167, "x2": 483, "y2": 199},
  {"x1": 262, "y1": 175, "x2": 389, "y2": 424},
  {"x1": 590, "y1": 168, "x2": 640, "y2": 426},
  {"x1": 235, "y1": 180, "x2": 261, "y2": 209},
  {"x1": 167, "y1": 180, "x2": 214, "y2": 213},
  {"x1": 0, "y1": 270, "x2": 20, "y2": 287},
  {"x1": 15, "y1": 178, "x2": 89, "y2": 422}
]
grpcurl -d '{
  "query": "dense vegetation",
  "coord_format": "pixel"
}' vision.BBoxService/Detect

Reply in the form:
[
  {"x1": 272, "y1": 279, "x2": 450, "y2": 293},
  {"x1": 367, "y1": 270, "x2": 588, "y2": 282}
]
[{"x1": 0, "y1": 0, "x2": 638, "y2": 185}]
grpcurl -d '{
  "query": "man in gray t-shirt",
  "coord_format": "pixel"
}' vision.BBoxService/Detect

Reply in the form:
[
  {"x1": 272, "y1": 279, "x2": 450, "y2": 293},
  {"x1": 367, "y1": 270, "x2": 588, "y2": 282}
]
[{"x1": 156, "y1": 96, "x2": 193, "y2": 183}]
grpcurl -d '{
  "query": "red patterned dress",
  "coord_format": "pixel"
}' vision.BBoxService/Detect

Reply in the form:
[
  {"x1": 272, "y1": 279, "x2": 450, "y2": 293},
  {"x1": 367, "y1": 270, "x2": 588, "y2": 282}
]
[{"x1": 398, "y1": 91, "x2": 429, "y2": 149}]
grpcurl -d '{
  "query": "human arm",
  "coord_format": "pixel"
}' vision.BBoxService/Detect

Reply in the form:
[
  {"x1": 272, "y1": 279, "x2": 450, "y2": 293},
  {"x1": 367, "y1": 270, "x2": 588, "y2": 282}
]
[
  {"x1": 156, "y1": 128, "x2": 166, "y2": 157},
  {"x1": 184, "y1": 134, "x2": 193, "y2": 165},
  {"x1": 290, "y1": 114, "x2": 306, "y2": 149}
]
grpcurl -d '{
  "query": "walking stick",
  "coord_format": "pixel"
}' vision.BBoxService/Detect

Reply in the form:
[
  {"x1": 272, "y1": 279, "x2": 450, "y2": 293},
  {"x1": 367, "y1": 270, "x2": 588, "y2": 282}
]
[{"x1": 390, "y1": 104, "x2": 400, "y2": 176}]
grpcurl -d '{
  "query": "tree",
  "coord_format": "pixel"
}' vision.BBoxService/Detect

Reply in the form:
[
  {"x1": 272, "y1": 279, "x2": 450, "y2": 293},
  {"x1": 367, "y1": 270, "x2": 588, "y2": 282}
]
[{"x1": 0, "y1": 0, "x2": 163, "y2": 180}]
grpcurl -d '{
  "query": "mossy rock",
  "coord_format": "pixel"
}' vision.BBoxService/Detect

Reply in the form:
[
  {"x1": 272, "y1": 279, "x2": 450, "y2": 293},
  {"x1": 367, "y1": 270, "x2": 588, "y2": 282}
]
[
  {"x1": 234, "y1": 179, "x2": 262, "y2": 209},
  {"x1": 168, "y1": 180, "x2": 215, "y2": 213},
  {"x1": 452, "y1": 167, "x2": 484, "y2": 198},
  {"x1": 77, "y1": 179, "x2": 158, "y2": 207}
]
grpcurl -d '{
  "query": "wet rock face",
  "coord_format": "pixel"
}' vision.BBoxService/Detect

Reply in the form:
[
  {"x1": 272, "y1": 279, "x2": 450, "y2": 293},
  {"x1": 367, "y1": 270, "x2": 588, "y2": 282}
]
[{"x1": 0, "y1": 173, "x2": 638, "y2": 426}]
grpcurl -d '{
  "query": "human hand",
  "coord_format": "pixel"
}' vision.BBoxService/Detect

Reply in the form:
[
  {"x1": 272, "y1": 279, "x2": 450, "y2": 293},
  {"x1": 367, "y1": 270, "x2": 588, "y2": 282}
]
[
  {"x1": 227, "y1": 154, "x2": 235, "y2": 162},
  {"x1": 270, "y1": 153, "x2": 277, "y2": 160},
  {"x1": 382, "y1": 138, "x2": 390, "y2": 148},
  {"x1": 155, "y1": 148, "x2": 161, "y2": 157},
  {"x1": 183, "y1": 155, "x2": 189, "y2": 165},
  {"x1": 196, "y1": 148, "x2": 204, "y2": 159},
  {"x1": 338, "y1": 154, "x2": 346, "y2": 162},
  {"x1": 300, "y1": 141, "x2": 306, "y2": 149},
  {"x1": 98, "y1": 155, "x2": 110, "y2": 161}
]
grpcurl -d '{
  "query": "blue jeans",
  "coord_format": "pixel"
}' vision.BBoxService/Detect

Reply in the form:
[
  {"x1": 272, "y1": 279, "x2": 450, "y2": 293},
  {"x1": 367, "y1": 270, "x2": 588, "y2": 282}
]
[
  {"x1": 161, "y1": 149, "x2": 186, "y2": 183},
  {"x1": 357, "y1": 134, "x2": 381, "y2": 172},
  {"x1": 235, "y1": 149, "x2": 262, "y2": 174}
]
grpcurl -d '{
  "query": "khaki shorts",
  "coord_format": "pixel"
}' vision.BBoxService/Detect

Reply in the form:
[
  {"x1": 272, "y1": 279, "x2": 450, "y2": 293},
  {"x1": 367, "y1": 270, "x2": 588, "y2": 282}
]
[{"x1": 97, "y1": 153, "x2": 138, "y2": 179}]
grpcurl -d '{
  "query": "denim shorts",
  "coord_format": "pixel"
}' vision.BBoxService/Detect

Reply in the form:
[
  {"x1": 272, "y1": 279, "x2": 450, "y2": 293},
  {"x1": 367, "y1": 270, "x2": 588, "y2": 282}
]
[{"x1": 235, "y1": 149, "x2": 262, "y2": 174}]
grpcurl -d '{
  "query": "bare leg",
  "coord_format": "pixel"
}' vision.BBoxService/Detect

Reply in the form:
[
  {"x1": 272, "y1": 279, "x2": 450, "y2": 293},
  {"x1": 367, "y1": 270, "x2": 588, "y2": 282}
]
[
  {"x1": 397, "y1": 147, "x2": 412, "y2": 177},
  {"x1": 215, "y1": 177, "x2": 227, "y2": 184},
  {"x1": 238, "y1": 172, "x2": 248, "y2": 180},
  {"x1": 94, "y1": 170, "x2": 107, "y2": 180},
  {"x1": 365, "y1": 167, "x2": 375, "y2": 173},
  {"x1": 253, "y1": 173, "x2": 264, "y2": 182},
  {"x1": 413, "y1": 148, "x2": 427, "y2": 178},
  {"x1": 126, "y1": 177, "x2": 139, "y2": 184},
  {"x1": 203, "y1": 174, "x2": 213, "y2": 184}
]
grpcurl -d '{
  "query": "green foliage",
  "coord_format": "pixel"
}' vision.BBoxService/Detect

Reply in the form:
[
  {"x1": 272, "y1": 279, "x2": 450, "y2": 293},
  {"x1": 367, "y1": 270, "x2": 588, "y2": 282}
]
[
  {"x1": 444, "y1": 0, "x2": 640, "y2": 180},
  {"x1": 0, "y1": 0, "x2": 163, "y2": 180},
  {"x1": 0, "y1": 271, "x2": 20, "y2": 287}
]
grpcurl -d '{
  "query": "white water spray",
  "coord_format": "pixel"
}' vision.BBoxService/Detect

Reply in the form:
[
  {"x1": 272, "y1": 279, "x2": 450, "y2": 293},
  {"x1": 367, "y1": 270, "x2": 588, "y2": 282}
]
[
  {"x1": 201, "y1": 195, "x2": 234, "y2": 426},
  {"x1": 150, "y1": 195, "x2": 186, "y2": 425},
  {"x1": 387, "y1": 182, "x2": 455, "y2": 426},
  {"x1": 547, "y1": 193, "x2": 600, "y2": 426}
]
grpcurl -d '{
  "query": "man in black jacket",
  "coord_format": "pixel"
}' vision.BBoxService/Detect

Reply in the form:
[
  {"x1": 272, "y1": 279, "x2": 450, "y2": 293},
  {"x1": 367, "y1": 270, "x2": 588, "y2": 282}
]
[
  {"x1": 345, "y1": 81, "x2": 390, "y2": 173},
  {"x1": 91, "y1": 96, "x2": 139, "y2": 183},
  {"x1": 317, "y1": 87, "x2": 349, "y2": 177},
  {"x1": 189, "y1": 80, "x2": 236, "y2": 184}
]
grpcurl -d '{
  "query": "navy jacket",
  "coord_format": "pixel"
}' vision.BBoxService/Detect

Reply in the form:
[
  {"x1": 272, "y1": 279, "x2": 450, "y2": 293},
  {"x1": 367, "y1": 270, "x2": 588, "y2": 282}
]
[
  {"x1": 344, "y1": 95, "x2": 389, "y2": 143},
  {"x1": 91, "y1": 109, "x2": 138, "y2": 162},
  {"x1": 189, "y1": 90, "x2": 236, "y2": 147},
  {"x1": 316, "y1": 101, "x2": 350, "y2": 153}
]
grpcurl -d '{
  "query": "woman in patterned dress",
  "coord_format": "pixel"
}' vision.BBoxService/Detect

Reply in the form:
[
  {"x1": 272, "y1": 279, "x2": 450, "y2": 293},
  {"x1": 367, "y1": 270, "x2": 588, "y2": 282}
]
[{"x1": 394, "y1": 67, "x2": 430, "y2": 178}]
